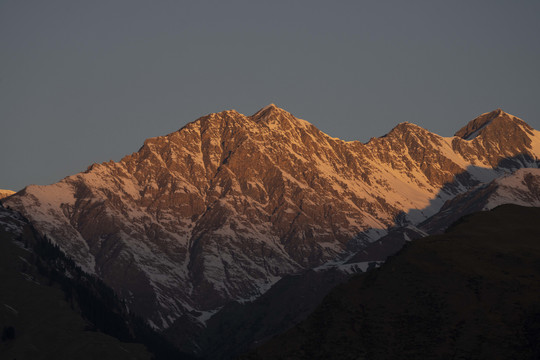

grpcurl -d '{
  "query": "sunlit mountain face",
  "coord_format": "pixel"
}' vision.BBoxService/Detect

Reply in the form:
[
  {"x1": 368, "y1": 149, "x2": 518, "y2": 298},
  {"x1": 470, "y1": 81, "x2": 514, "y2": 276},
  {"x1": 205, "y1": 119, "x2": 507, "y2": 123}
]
[
  {"x1": 0, "y1": 190, "x2": 15, "y2": 200},
  {"x1": 3, "y1": 105, "x2": 540, "y2": 356}
]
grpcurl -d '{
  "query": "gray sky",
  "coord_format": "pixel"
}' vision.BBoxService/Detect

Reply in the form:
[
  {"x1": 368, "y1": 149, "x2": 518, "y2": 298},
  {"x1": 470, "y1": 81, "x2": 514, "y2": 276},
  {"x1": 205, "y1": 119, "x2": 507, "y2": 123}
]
[{"x1": 1, "y1": 0, "x2": 539, "y2": 191}]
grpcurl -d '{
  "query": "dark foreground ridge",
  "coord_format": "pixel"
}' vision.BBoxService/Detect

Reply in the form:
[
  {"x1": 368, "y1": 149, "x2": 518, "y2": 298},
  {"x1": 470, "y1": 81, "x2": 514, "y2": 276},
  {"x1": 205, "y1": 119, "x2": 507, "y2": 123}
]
[
  {"x1": 242, "y1": 204, "x2": 540, "y2": 360},
  {"x1": 0, "y1": 205, "x2": 197, "y2": 360}
]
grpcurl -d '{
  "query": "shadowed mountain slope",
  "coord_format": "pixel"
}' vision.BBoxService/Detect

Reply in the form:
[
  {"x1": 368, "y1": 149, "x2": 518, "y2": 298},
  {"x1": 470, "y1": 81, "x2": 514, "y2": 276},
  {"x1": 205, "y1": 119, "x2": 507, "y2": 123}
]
[
  {"x1": 176, "y1": 269, "x2": 349, "y2": 360},
  {"x1": 243, "y1": 204, "x2": 540, "y2": 360},
  {"x1": 0, "y1": 208, "x2": 152, "y2": 360},
  {"x1": 0, "y1": 205, "x2": 198, "y2": 360}
]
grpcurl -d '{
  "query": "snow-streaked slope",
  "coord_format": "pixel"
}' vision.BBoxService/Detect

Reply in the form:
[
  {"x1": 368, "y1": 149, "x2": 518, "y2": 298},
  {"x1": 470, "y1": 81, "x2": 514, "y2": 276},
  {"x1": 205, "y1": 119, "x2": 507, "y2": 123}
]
[
  {"x1": 418, "y1": 167, "x2": 540, "y2": 235},
  {"x1": 483, "y1": 168, "x2": 540, "y2": 209},
  {"x1": 4, "y1": 106, "x2": 540, "y2": 329},
  {"x1": 344, "y1": 167, "x2": 540, "y2": 264},
  {"x1": 0, "y1": 204, "x2": 26, "y2": 236}
]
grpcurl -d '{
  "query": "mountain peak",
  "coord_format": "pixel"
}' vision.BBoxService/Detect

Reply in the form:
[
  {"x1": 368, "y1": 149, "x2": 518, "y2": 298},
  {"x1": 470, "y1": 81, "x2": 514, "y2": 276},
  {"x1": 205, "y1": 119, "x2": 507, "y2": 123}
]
[
  {"x1": 394, "y1": 121, "x2": 425, "y2": 131},
  {"x1": 382, "y1": 121, "x2": 428, "y2": 138},
  {"x1": 251, "y1": 103, "x2": 292, "y2": 121},
  {"x1": 454, "y1": 109, "x2": 529, "y2": 140},
  {"x1": 261, "y1": 103, "x2": 279, "y2": 111},
  {"x1": 248, "y1": 104, "x2": 315, "y2": 133}
]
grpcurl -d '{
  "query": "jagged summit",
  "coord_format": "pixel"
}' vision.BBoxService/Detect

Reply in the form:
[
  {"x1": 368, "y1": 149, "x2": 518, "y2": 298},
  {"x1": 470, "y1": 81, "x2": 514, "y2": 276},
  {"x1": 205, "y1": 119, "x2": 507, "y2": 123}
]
[
  {"x1": 259, "y1": 103, "x2": 280, "y2": 112},
  {"x1": 251, "y1": 103, "x2": 295, "y2": 123},
  {"x1": 454, "y1": 108, "x2": 504, "y2": 140},
  {"x1": 382, "y1": 121, "x2": 429, "y2": 138},
  {"x1": 178, "y1": 104, "x2": 300, "y2": 133},
  {"x1": 454, "y1": 109, "x2": 531, "y2": 140},
  {"x1": 181, "y1": 106, "x2": 532, "y2": 149}
]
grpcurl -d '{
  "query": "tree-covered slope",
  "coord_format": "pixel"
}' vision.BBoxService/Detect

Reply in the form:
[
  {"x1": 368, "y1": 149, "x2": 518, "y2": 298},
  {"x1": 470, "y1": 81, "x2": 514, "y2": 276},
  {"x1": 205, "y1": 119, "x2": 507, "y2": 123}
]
[
  {"x1": 0, "y1": 205, "x2": 196, "y2": 360},
  {"x1": 0, "y1": 228, "x2": 152, "y2": 359}
]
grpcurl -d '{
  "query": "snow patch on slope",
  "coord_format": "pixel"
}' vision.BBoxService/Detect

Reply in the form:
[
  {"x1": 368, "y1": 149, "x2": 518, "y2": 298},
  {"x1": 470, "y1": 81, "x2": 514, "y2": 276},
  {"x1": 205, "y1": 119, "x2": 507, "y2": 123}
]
[
  {"x1": 484, "y1": 168, "x2": 540, "y2": 210},
  {"x1": 11, "y1": 183, "x2": 96, "y2": 273}
]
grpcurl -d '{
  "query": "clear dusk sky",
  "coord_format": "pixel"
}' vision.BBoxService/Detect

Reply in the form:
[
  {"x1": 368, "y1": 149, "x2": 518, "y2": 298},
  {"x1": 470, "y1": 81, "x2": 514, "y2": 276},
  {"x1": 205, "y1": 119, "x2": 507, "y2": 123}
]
[{"x1": 1, "y1": 1, "x2": 539, "y2": 191}]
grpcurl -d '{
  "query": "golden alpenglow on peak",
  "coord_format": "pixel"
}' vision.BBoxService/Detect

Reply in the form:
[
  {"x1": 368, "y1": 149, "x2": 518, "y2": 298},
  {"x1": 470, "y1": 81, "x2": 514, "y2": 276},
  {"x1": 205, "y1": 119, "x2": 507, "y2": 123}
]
[
  {"x1": 454, "y1": 109, "x2": 529, "y2": 140},
  {"x1": 252, "y1": 103, "x2": 291, "y2": 119},
  {"x1": 0, "y1": 189, "x2": 15, "y2": 200}
]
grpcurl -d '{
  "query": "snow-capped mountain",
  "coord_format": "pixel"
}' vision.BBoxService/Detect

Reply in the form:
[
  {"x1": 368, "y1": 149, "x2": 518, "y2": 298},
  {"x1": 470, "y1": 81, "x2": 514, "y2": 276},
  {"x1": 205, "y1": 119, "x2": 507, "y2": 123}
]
[{"x1": 3, "y1": 106, "x2": 540, "y2": 329}]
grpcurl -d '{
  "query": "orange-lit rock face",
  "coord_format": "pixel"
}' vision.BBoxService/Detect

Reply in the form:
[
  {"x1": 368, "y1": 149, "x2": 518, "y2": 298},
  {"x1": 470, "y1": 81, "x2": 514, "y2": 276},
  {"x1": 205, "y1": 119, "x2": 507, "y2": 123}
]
[
  {"x1": 0, "y1": 190, "x2": 15, "y2": 200},
  {"x1": 5, "y1": 105, "x2": 540, "y2": 329}
]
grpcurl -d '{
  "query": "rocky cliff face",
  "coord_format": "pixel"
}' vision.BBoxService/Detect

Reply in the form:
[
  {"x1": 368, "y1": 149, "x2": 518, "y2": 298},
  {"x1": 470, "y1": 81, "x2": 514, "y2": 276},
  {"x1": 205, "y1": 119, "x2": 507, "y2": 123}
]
[{"x1": 3, "y1": 106, "x2": 540, "y2": 330}]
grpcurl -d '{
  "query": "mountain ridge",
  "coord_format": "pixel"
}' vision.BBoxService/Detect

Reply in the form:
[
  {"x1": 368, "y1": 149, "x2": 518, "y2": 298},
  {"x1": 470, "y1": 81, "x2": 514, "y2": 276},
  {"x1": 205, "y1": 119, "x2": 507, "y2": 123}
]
[{"x1": 3, "y1": 105, "x2": 540, "y2": 338}]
